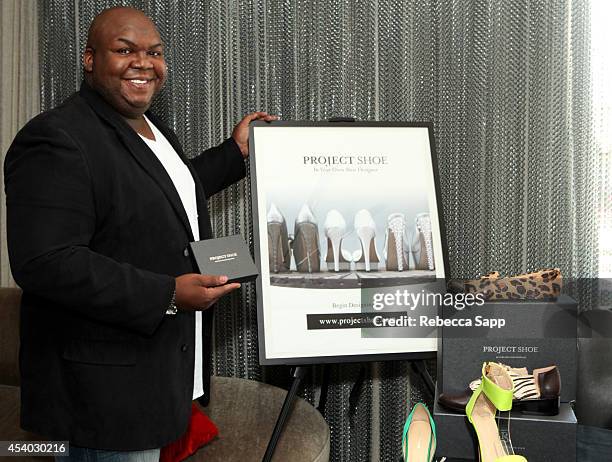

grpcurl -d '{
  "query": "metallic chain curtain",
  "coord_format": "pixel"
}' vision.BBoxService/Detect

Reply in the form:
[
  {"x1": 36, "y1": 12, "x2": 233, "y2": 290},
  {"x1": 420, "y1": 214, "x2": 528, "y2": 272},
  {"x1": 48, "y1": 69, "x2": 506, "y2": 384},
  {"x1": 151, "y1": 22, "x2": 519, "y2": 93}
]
[{"x1": 39, "y1": 1, "x2": 595, "y2": 460}]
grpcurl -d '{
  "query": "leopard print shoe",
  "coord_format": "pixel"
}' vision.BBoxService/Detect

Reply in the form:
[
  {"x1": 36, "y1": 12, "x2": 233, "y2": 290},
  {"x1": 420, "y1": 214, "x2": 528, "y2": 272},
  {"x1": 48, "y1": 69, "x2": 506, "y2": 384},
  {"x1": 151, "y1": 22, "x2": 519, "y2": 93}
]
[{"x1": 450, "y1": 268, "x2": 562, "y2": 300}]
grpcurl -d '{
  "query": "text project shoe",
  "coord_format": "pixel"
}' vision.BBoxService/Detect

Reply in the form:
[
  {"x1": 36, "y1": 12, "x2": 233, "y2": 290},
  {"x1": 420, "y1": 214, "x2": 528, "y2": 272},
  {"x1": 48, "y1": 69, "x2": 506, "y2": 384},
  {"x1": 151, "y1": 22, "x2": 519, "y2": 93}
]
[
  {"x1": 353, "y1": 209, "x2": 381, "y2": 272},
  {"x1": 385, "y1": 213, "x2": 409, "y2": 271},
  {"x1": 466, "y1": 362, "x2": 528, "y2": 462},
  {"x1": 402, "y1": 403, "x2": 436, "y2": 462},
  {"x1": 267, "y1": 203, "x2": 291, "y2": 273},
  {"x1": 439, "y1": 364, "x2": 561, "y2": 416},
  {"x1": 411, "y1": 213, "x2": 435, "y2": 270},
  {"x1": 324, "y1": 209, "x2": 351, "y2": 271},
  {"x1": 293, "y1": 204, "x2": 321, "y2": 273},
  {"x1": 448, "y1": 268, "x2": 562, "y2": 300}
]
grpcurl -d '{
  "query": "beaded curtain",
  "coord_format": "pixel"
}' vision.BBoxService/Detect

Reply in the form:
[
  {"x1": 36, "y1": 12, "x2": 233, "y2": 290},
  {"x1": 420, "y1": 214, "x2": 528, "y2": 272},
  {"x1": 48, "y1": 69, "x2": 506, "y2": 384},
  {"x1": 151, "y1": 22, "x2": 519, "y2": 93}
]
[{"x1": 39, "y1": 1, "x2": 596, "y2": 460}]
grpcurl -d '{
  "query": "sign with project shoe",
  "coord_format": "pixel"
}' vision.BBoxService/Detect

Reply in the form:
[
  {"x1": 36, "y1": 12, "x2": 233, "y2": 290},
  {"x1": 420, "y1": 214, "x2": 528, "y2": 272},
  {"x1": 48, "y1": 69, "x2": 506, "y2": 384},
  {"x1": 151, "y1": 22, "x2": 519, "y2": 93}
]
[{"x1": 249, "y1": 121, "x2": 449, "y2": 365}]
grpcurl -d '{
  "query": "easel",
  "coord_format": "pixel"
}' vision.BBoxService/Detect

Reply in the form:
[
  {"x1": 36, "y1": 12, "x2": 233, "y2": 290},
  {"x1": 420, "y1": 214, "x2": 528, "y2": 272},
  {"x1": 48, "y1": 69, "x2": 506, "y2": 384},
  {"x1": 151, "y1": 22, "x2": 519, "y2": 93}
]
[
  {"x1": 262, "y1": 366, "x2": 307, "y2": 462},
  {"x1": 254, "y1": 117, "x2": 445, "y2": 461},
  {"x1": 262, "y1": 360, "x2": 435, "y2": 462}
]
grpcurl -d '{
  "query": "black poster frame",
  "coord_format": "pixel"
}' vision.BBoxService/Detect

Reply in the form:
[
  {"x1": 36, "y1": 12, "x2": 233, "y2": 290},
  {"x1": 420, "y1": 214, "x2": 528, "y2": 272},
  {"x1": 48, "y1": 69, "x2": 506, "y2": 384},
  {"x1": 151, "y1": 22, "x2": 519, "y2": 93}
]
[{"x1": 248, "y1": 120, "x2": 449, "y2": 365}]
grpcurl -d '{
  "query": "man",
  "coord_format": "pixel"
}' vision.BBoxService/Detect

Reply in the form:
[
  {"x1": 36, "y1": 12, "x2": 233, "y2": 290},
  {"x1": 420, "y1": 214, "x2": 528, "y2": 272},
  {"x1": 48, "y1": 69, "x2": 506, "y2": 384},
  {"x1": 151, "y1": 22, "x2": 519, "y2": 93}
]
[{"x1": 4, "y1": 7, "x2": 275, "y2": 461}]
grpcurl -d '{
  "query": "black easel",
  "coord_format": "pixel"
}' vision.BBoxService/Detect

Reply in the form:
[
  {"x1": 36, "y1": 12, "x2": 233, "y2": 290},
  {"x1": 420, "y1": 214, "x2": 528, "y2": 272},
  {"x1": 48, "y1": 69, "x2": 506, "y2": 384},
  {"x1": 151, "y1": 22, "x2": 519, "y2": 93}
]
[
  {"x1": 411, "y1": 359, "x2": 435, "y2": 398},
  {"x1": 262, "y1": 366, "x2": 308, "y2": 462},
  {"x1": 261, "y1": 115, "x2": 438, "y2": 461}
]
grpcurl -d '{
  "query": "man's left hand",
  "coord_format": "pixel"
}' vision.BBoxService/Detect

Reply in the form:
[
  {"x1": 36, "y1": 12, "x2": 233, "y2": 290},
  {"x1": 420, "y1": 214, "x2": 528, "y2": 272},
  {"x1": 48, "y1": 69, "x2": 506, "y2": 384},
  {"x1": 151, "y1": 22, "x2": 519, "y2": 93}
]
[{"x1": 232, "y1": 112, "x2": 278, "y2": 158}]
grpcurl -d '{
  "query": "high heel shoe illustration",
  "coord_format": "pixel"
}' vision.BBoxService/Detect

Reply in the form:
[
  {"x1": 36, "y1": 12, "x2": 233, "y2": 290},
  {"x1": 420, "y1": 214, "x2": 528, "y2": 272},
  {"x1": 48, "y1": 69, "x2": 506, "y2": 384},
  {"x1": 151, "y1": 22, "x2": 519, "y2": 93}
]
[
  {"x1": 353, "y1": 209, "x2": 381, "y2": 272},
  {"x1": 402, "y1": 402, "x2": 436, "y2": 461},
  {"x1": 324, "y1": 210, "x2": 351, "y2": 272},
  {"x1": 466, "y1": 362, "x2": 528, "y2": 462},
  {"x1": 411, "y1": 213, "x2": 435, "y2": 270},
  {"x1": 267, "y1": 203, "x2": 291, "y2": 273},
  {"x1": 293, "y1": 204, "x2": 321, "y2": 273},
  {"x1": 384, "y1": 213, "x2": 409, "y2": 271}
]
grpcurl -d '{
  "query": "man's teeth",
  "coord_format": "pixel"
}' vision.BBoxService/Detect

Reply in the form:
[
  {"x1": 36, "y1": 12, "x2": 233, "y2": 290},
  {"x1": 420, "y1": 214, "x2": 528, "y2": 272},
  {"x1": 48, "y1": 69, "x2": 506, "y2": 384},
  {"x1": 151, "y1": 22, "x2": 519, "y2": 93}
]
[{"x1": 130, "y1": 79, "x2": 148, "y2": 84}]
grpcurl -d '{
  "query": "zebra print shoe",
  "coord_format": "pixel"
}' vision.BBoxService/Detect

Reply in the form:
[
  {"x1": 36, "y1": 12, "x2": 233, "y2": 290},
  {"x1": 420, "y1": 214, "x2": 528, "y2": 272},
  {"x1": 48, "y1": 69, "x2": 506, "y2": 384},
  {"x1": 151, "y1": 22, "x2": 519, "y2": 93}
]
[{"x1": 439, "y1": 364, "x2": 561, "y2": 416}]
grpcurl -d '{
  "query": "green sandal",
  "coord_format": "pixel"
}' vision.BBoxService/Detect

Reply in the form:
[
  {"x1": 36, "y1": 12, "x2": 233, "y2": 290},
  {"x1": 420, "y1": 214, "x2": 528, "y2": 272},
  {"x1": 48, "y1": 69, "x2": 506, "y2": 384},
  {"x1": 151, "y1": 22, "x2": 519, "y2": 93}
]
[
  {"x1": 402, "y1": 402, "x2": 436, "y2": 461},
  {"x1": 466, "y1": 362, "x2": 528, "y2": 462}
]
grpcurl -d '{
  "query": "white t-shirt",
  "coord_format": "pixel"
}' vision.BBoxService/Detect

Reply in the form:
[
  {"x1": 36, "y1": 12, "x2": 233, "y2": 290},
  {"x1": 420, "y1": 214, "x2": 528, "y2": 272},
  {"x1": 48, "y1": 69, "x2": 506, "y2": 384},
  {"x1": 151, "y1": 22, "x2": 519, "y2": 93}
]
[{"x1": 139, "y1": 115, "x2": 203, "y2": 400}]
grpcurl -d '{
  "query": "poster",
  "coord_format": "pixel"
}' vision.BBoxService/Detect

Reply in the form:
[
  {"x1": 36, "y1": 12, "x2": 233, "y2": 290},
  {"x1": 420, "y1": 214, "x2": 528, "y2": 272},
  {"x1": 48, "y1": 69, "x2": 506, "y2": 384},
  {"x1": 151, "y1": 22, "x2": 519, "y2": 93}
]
[{"x1": 249, "y1": 122, "x2": 448, "y2": 364}]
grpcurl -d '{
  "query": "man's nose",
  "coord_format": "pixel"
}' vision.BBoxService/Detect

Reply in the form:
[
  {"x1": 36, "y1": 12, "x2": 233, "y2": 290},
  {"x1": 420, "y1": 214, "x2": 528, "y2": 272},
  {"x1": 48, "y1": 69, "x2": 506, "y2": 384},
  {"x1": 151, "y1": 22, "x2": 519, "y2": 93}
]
[{"x1": 130, "y1": 51, "x2": 153, "y2": 69}]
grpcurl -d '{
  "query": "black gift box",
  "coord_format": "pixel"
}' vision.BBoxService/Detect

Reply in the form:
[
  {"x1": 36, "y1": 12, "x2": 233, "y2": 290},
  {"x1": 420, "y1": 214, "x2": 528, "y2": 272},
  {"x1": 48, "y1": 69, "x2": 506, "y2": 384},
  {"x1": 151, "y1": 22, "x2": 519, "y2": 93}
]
[
  {"x1": 438, "y1": 295, "x2": 578, "y2": 403},
  {"x1": 434, "y1": 384, "x2": 577, "y2": 461},
  {"x1": 189, "y1": 235, "x2": 259, "y2": 283}
]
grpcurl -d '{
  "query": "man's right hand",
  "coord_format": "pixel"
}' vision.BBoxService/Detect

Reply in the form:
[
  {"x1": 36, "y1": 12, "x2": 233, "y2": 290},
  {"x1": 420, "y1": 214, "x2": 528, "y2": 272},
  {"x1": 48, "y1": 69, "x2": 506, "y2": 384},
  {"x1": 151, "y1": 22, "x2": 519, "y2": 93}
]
[{"x1": 174, "y1": 274, "x2": 240, "y2": 311}]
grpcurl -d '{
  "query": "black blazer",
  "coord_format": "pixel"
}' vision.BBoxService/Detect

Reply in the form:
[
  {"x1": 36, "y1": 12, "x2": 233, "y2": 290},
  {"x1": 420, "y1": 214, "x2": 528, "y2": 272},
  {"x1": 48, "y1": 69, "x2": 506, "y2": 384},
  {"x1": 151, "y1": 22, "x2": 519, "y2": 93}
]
[{"x1": 4, "y1": 81, "x2": 246, "y2": 450}]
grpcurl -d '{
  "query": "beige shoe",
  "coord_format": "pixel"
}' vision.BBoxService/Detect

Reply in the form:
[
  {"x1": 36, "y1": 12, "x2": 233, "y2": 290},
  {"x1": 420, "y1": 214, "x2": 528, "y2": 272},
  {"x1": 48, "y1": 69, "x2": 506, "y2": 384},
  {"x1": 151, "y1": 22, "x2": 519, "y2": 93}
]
[
  {"x1": 293, "y1": 204, "x2": 321, "y2": 273},
  {"x1": 402, "y1": 402, "x2": 436, "y2": 461},
  {"x1": 267, "y1": 203, "x2": 290, "y2": 273}
]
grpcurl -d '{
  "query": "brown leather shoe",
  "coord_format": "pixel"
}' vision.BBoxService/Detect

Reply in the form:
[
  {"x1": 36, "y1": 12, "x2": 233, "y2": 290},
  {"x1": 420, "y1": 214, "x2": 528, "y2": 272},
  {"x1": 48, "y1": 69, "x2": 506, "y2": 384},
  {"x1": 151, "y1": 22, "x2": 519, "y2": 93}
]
[
  {"x1": 439, "y1": 364, "x2": 561, "y2": 416},
  {"x1": 438, "y1": 389, "x2": 471, "y2": 412},
  {"x1": 536, "y1": 365, "x2": 562, "y2": 400}
]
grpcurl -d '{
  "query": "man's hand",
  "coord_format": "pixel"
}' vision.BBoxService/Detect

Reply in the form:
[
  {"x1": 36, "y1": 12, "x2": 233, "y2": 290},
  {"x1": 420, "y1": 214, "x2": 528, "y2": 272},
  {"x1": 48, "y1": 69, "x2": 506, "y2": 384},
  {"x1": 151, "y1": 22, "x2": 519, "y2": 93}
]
[
  {"x1": 232, "y1": 112, "x2": 278, "y2": 158},
  {"x1": 175, "y1": 274, "x2": 240, "y2": 311}
]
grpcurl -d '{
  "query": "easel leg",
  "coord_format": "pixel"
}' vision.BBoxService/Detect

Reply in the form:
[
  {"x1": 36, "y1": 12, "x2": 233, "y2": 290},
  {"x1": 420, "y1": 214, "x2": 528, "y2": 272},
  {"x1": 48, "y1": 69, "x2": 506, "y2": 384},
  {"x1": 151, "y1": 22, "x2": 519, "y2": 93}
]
[
  {"x1": 262, "y1": 366, "x2": 307, "y2": 462},
  {"x1": 411, "y1": 360, "x2": 435, "y2": 399},
  {"x1": 317, "y1": 364, "x2": 330, "y2": 413}
]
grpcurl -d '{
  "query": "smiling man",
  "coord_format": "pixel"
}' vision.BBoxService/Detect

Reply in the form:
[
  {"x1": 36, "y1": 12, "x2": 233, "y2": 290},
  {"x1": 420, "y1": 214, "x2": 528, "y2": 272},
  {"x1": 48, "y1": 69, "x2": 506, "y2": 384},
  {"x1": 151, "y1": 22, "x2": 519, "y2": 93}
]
[
  {"x1": 4, "y1": 7, "x2": 274, "y2": 462},
  {"x1": 84, "y1": 8, "x2": 170, "y2": 139}
]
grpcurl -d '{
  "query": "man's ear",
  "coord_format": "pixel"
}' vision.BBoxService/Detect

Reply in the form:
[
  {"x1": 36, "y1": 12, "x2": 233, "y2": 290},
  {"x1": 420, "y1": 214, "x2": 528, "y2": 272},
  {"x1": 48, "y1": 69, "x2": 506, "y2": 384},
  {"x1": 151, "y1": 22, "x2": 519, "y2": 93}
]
[{"x1": 83, "y1": 47, "x2": 94, "y2": 73}]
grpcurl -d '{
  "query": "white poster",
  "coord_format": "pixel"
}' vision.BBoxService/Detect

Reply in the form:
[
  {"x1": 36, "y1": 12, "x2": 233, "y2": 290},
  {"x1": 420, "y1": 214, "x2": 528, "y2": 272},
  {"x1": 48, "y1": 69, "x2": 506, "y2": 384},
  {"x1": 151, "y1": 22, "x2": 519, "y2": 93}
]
[{"x1": 250, "y1": 123, "x2": 447, "y2": 364}]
